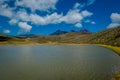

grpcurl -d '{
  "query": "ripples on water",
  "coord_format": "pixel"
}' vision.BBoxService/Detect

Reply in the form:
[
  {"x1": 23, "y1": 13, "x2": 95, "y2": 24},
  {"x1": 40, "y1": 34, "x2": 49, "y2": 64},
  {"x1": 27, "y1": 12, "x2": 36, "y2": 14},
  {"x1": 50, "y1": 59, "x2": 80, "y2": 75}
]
[{"x1": 0, "y1": 45, "x2": 120, "y2": 80}]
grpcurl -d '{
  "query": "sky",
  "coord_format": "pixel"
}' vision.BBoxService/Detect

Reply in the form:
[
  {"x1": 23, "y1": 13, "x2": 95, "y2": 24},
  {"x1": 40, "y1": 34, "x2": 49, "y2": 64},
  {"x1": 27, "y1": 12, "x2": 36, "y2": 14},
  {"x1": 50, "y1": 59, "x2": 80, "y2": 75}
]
[{"x1": 0, "y1": 0, "x2": 120, "y2": 35}]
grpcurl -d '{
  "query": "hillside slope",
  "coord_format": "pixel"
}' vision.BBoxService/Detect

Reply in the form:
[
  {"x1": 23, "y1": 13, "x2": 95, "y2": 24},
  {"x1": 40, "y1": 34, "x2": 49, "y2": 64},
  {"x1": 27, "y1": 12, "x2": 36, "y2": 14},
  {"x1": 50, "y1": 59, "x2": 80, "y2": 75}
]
[{"x1": 89, "y1": 27, "x2": 120, "y2": 46}]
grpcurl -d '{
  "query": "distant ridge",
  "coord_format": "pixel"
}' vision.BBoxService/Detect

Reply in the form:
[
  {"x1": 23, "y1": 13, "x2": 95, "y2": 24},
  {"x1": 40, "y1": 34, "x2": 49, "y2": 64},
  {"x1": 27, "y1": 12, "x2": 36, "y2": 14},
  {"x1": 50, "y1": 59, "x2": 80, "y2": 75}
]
[
  {"x1": 50, "y1": 30, "x2": 68, "y2": 35},
  {"x1": 16, "y1": 34, "x2": 40, "y2": 38},
  {"x1": 0, "y1": 27, "x2": 120, "y2": 46},
  {"x1": 50, "y1": 29, "x2": 90, "y2": 35}
]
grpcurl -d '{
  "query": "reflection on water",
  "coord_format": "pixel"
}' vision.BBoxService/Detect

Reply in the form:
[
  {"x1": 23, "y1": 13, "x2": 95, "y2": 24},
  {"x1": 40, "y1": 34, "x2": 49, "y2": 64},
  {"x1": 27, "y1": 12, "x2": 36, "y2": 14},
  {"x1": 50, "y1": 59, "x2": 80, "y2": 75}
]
[{"x1": 0, "y1": 45, "x2": 120, "y2": 80}]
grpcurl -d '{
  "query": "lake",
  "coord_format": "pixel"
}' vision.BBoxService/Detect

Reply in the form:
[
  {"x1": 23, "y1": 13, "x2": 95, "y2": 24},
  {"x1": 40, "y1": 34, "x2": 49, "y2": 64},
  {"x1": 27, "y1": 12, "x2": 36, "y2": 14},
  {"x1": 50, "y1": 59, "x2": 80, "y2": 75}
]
[{"x1": 0, "y1": 45, "x2": 120, "y2": 80}]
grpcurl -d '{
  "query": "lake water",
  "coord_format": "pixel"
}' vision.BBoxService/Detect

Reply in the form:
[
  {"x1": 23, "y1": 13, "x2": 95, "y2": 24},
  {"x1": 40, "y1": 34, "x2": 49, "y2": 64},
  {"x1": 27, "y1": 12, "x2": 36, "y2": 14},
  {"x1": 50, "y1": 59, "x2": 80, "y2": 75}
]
[{"x1": 0, "y1": 45, "x2": 120, "y2": 80}]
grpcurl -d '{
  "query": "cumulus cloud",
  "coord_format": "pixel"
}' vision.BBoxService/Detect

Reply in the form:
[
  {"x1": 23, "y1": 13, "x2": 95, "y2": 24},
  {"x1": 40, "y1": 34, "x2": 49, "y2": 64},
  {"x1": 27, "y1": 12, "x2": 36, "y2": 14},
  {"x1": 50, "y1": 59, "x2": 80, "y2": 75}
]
[
  {"x1": 84, "y1": 19, "x2": 96, "y2": 24},
  {"x1": 3, "y1": 29, "x2": 10, "y2": 33},
  {"x1": 87, "y1": 0, "x2": 96, "y2": 6},
  {"x1": 75, "y1": 23, "x2": 82, "y2": 27},
  {"x1": 16, "y1": 10, "x2": 30, "y2": 21},
  {"x1": 9, "y1": 19, "x2": 18, "y2": 25},
  {"x1": 61, "y1": 9, "x2": 83, "y2": 24},
  {"x1": 30, "y1": 12, "x2": 63, "y2": 25},
  {"x1": 81, "y1": 10, "x2": 93, "y2": 17},
  {"x1": 18, "y1": 22, "x2": 32, "y2": 32},
  {"x1": 15, "y1": 0, "x2": 58, "y2": 11},
  {"x1": 107, "y1": 23, "x2": 120, "y2": 28},
  {"x1": 73, "y1": 3, "x2": 85, "y2": 9},
  {"x1": 0, "y1": 0, "x2": 94, "y2": 31},
  {"x1": 110, "y1": 13, "x2": 120, "y2": 23},
  {"x1": 0, "y1": 4, "x2": 14, "y2": 18},
  {"x1": 107, "y1": 13, "x2": 120, "y2": 28},
  {"x1": 74, "y1": 3, "x2": 81, "y2": 9},
  {"x1": 9, "y1": 9, "x2": 93, "y2": 26},
  {"x1": 91, "y1": 21, "x2": 95, "y2": 24}
]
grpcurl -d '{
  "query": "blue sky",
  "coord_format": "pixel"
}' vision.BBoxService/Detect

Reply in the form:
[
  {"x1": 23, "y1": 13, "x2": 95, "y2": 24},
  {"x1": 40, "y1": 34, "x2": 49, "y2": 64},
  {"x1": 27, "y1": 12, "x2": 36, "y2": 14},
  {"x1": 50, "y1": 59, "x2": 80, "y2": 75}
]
[{"x1": 0, "y1": 0, "x2": 120, "y2": 35}]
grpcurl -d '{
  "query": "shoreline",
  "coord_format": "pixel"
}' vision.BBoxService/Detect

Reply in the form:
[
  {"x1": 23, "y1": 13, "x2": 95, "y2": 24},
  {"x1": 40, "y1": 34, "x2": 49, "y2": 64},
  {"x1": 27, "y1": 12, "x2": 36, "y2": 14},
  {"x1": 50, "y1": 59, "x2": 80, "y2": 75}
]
[{"x1": 0, "y1": 42, "x2": 120, "y2": 55}]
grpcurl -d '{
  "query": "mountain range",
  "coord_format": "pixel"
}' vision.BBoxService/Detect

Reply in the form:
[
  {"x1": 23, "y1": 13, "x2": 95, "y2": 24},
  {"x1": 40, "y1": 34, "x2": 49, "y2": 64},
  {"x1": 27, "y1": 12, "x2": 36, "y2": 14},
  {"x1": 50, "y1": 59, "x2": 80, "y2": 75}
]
[{"x1": 0, "y1": 26, "x2": 120, "y2": 47}]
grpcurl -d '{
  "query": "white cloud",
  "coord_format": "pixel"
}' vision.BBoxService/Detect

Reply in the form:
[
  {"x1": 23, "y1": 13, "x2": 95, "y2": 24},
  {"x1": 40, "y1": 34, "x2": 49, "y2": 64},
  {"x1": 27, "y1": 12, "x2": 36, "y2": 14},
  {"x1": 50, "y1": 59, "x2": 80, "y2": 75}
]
[
  {"x1": 15, "y1": 0, "x2": 58, "y2": 11},
  {"x1": 75, "y1": 23, "x2": 82, "y2": 28},
  {"x1": 87, "y1": 0, "x2": 96, "y2": 6},
  {"x1": 84, "y1": 20, "x2": 96, "y2": 24},
  {"x1": 91, "y1": 21, "x2": 95, "y2": 24},
  {"x1": 0, "y1": 4, "x2": 14, "y2": 18},
  {"x1": 74, "y1": 3, "x2": 81, "y2": 9},
  {"x1": 110, "y1": 13, "x2": 120, "y2": 23},
  {"x1": 107, "y1": 23, "x2": 120, "y2": 28},
  {"x1": 18, "y1": 22, "x2": 32, "y2": 32},
  {"x1": 29, "y1": 12, "x2": 63, "y2": 25},
  {"x1": 17, "y1": 10, "x2": 30, "y2": 21},
  {"x1": 13, "y1": 9, "x2": 93, "y2": 26},
  {"x1": 107, "y1": 13, "x2": 120, "y2": 28},
  {"x1": 9, "y1": 19, "x2": 18, "y2": 25},
  {"x1": 81, "y1": 10, "x2": 93, "y2": 17},
  {"x1": 61, "y1": 9, "x2": 83, "y2": 24},
  {"x1": 3, "y1": 29, "x2": 10, "y2": 34},
  {"x1": 84, "y1": 19, "x2": 90, "y2": 23},
  {"x1": 0, "y1": 0, "x2": 94, "y2": 32}
]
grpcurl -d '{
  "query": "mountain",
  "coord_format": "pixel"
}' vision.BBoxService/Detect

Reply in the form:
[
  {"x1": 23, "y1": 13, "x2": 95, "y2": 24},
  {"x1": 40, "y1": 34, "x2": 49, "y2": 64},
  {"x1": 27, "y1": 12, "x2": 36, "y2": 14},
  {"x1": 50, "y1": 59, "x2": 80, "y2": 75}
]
[
  {"x1": 78, "y1": 29, "x2": 90, "y2": 34},
  {"x1": 50, "y1": 29, "x2": 90, "y2": 35},
  {"x1": 48, "y1": 27, "x2": 120, "y2": 46},
  {"x1": 0, "y1": 26, "x2": 120, "y2": 46},
  {"x1": 0, "y1": 34, "x2": 12, "y2": 41},
  {"x1": 16, "y1": 34, "x2": 40, "y2": 38},
  {"x1": 50, "y1": 30, "x2": 68, "y2": 35}
]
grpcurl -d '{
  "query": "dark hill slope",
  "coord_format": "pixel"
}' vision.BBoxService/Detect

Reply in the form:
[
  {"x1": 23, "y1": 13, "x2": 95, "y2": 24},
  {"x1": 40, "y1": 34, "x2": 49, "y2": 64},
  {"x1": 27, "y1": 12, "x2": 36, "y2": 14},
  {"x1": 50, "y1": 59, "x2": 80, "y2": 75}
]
[
  {"x1": 0, "y1": 34, "x2": 13, "y2": 41},
  {"x1": 89, "y1": 26, "x2": 120, "y2": 46}
]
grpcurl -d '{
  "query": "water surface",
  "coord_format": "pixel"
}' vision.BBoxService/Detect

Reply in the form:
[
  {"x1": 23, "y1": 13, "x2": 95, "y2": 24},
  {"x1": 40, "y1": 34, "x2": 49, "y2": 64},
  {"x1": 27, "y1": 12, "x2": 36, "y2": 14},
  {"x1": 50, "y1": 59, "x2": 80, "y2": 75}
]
[{"x1": 0, "y1": 45, "x2": 120, "y2": 80}]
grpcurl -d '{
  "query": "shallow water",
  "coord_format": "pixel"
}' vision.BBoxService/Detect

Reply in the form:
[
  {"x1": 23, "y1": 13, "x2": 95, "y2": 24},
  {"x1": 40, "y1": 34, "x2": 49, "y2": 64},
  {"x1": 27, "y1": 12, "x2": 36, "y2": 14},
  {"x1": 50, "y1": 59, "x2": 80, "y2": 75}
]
[{"x1": 0, "y1": 45, "x2": 120, "y2": 80}]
